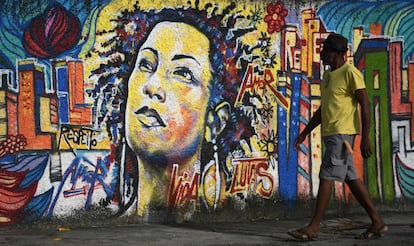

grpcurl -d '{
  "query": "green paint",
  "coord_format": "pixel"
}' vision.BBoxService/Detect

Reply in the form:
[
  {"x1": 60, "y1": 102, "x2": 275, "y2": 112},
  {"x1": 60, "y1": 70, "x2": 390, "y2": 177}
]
[{"x1": 364, "y1": 52, "x2": 395, "y2": 202}]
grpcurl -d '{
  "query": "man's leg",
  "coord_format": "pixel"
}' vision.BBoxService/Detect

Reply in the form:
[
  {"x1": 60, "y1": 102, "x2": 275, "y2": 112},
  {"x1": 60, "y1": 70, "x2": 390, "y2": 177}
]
[
  {"x1": 306, "y1": 179, "x2": 334, "y2": 232},
  {"x1": 288, "y1": 179, "x2": 333, "y2": 240},
  {"x1": 346, "y1": 179, "x2": 385, "y2": 228}
]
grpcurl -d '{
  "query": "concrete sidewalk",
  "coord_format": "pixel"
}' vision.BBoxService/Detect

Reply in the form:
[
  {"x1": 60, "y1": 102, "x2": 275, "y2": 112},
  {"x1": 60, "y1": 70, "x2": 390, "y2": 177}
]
[{"x1": 0, "y1": 211, "x2": 413, "y2": 245}]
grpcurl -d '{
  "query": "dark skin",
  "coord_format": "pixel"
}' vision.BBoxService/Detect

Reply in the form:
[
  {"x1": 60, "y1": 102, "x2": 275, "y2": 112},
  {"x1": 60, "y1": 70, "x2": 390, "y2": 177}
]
[{"x1": 291, "y1": 46, "x2": 385, "y2": 238}]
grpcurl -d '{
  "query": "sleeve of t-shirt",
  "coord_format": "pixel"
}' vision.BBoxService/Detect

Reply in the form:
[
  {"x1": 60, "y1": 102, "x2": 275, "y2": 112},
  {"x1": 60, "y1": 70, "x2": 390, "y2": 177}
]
[{"x1": 348, "y1": 67, "x2": 366, "y2": 93}]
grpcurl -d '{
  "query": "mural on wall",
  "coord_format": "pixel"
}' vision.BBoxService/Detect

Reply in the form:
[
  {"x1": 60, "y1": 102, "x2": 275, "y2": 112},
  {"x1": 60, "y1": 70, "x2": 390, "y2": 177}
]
[{"x1": 0, "y1": 0, "x2": 413, "y2": 225}]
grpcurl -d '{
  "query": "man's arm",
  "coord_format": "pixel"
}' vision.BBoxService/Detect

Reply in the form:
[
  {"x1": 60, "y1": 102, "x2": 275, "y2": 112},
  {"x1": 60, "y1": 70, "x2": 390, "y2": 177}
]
[
  {"x1": 355, "y1": 88, "x2": 372, "y2": 158},
  {"x1": 294, "y1": 107, "x2": 321, "y2": 151}
]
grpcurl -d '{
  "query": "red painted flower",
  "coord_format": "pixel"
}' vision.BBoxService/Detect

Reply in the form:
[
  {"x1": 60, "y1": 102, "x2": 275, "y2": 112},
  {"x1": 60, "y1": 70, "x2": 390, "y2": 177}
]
[
  {"x1": 22, "y1": 3, "x2": 81, "y2": 58},
  {"x1": 264, "y1": 1, "x2": 288, "y2": 34}
]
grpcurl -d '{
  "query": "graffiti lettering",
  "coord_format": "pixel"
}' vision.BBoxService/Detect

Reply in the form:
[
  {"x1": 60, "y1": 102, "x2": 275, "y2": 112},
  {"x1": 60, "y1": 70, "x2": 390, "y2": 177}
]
[
  {"x1": 47, "y1": 155, "x2": 115, "y2": 216},
  {"x1": 60, "y1": 126, "x2": 99, "y2": 150},
  {"x1": 230, "y1": 158, "x2": 274, "y2": 198},
  {"x1": 236, "y1": 65, "x2": 289, "y2": 109},
  {"x1": 168, "y1": 164, "x2": 199, "y2": 209}
]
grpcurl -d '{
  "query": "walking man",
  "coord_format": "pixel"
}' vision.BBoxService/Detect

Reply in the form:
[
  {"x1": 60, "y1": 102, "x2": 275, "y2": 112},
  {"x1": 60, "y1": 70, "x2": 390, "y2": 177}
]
[{"x1": 288, "y1": 33, "x2": 387, "y2": 241}]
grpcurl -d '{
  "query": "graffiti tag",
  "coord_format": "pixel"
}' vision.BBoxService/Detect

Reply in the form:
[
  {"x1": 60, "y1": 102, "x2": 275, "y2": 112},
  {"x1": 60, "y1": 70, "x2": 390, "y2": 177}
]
[
  {"x1": 229, "y1": 157, "x2": 274, "y2": 198},
  {"x1": 168, "y1": 164, "x2": 200, "y2": 209},
  {"x1": 236, "y1": 64, "x2": 289, "y2": 109},
  {"x1": 47, "y1": 155, "x2": 116, "y2": 216}
]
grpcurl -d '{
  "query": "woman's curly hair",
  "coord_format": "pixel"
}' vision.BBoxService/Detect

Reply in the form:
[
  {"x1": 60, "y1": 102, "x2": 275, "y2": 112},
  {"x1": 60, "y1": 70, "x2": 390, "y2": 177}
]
[{"x1": 91, "y1": 1, "x2": 256, "y2": 151}]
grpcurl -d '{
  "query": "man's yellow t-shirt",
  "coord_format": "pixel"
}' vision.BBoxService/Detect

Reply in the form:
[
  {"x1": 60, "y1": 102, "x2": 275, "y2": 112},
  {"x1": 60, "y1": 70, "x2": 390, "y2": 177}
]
[{"x1": 320, "y1": 63, "x2": 366, "y2": 136}]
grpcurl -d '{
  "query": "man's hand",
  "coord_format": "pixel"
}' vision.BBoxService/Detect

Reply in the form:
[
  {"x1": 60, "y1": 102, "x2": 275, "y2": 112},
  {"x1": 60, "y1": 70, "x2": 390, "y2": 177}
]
[
  {"x1": 360, "y1": 136, "x2": 372, "y2": 158},
  {"x1": 294, "y1": 132, "x2": 306, "y2": 151},
  {"x1": 294, "y1": 107, "x2": 321, "y2": 152},
  {"x1": 355, "y1": 89, "x2": 372, "y2": 159}
]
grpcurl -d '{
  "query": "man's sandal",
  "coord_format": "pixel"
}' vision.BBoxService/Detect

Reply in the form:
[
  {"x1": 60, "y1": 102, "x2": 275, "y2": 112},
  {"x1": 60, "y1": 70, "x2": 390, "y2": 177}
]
[
  {"x1": 356, "y1": 224, "x2": 388, "y2": 239},
  {"x1": 288, "y1": 228, "x2": 318, "y2": 241}
]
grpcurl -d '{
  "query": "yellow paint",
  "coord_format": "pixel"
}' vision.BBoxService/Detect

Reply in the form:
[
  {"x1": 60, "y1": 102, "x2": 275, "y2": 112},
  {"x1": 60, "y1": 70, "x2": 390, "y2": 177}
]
[
  {"x1": 40, "y1": 97, "x2": 57, "y2": 133},
  {"x1": 0, "y1": 90, "x2": 5, "y2": 104},
  {"x1": 0, "y1": 176, "x2": 17, "y2": 188},
  {"x1": 0, "y1": 91, "x2": 5, "y2": 138},
  {"x1": 0, "y1": 216, "x2": 11, "y2": 223},
  {"x1": 311, "y1": 84, "x2": 321, "y2": 97},
  {"x1": 57, "y1": 126, "x2": 111, "y2": 150}
]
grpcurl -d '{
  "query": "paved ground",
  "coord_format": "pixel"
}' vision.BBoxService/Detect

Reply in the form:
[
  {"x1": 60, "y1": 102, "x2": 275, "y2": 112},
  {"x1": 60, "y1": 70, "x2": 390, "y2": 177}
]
[{"x1": 0, "y1": 211, "x2": 413, "y2": 245}]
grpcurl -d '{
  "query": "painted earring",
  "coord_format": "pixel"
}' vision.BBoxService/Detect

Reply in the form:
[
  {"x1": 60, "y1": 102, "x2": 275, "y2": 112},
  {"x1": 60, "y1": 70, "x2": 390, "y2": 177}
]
[{"x1": 201, "y1": 137, "x2": 221, "y2": 211}]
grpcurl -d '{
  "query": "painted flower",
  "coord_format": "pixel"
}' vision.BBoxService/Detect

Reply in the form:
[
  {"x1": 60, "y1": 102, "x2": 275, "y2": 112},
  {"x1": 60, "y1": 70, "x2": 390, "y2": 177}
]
[
  {"x1": 22, "y1": 3, "x2": 81, "y2": 58},
  {"x1": 264, "y1": 1, "x2": 288, "y2": 34},
  {"x1": 258, "y1": 32, "x2": 271, "y2": 51}
]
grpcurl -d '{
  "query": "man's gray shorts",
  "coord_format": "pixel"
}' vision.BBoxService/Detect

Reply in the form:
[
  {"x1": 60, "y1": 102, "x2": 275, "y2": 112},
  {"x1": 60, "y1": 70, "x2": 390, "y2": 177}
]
[{"x1": 319, "y1": 134, "x2": 359, "y2": 182}]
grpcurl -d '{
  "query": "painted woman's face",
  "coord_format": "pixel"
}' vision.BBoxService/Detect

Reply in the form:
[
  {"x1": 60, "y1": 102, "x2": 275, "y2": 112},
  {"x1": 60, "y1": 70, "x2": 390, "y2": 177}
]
[{"x1": 126, "y1": 22, "x2": 212, "y2": 163}]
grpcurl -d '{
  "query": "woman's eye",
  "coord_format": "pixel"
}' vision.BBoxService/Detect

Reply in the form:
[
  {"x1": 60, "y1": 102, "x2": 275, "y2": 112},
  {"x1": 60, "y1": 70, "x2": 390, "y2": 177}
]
[
  {"x1": 138, "y1": 59, "x2": 154, "y2": 72},
  {"x1": 174, "y1": 67, "x2": 195, "y2": 83}
]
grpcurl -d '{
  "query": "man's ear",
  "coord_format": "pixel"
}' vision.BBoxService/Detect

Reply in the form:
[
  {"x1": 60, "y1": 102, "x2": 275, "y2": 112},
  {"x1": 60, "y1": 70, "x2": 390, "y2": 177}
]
[{"x1": 205, "y1": 102, "x2": 230, "y2": 142}]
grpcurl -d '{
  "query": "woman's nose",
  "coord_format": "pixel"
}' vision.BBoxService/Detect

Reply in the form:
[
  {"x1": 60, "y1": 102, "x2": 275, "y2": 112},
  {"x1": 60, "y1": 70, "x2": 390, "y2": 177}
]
[{"x1": 142, "y1": 75, "x2": 166, "y2": 103}]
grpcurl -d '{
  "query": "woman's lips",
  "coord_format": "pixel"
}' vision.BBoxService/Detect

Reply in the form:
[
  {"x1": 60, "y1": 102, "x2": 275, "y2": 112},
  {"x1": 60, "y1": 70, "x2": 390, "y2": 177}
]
[{"x1": 134, "y1": 106, "x2": 166, "y2": 128}]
